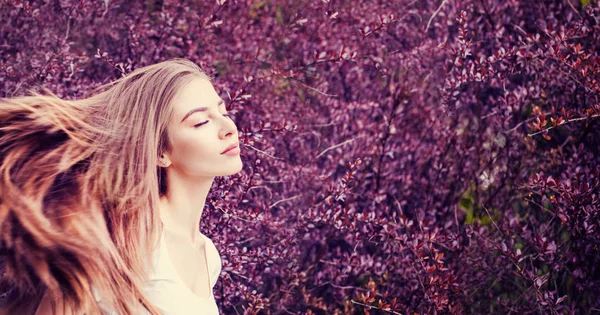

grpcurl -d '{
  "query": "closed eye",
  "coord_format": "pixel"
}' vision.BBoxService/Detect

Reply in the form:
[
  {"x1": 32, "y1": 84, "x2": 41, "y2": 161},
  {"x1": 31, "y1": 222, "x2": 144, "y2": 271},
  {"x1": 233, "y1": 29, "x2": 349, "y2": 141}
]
[
  {"x1": 194, "y1": 121, "x2": 209, "y2": 128},
  {"x1": 193, "y1": 113, "x2": 234, "y2": 128}
]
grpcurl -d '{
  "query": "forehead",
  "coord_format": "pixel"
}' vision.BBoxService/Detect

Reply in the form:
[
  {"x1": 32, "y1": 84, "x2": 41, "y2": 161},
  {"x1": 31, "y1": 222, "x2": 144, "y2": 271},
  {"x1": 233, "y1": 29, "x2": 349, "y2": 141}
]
[{"x1": 171, "y1": 77, "x2": 221, "y2": 120}]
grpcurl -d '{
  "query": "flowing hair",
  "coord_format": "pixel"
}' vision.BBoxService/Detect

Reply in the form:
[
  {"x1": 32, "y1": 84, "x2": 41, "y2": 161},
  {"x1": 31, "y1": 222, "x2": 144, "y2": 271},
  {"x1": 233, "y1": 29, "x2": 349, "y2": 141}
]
[{"x1": 0, "y1": 59, "x2": 210, "y2": 314}]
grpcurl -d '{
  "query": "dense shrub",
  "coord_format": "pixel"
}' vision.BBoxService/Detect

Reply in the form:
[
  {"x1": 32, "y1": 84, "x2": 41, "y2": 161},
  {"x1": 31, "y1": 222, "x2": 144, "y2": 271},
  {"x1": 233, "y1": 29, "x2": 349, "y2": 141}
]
[{"x1": 1, "y1": 0, "x2": 599, "y2": 314}]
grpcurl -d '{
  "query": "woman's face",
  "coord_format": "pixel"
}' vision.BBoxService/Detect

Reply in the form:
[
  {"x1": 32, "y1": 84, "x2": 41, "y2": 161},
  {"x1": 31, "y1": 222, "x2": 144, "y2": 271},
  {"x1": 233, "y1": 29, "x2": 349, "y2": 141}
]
[{"x1": 162, "y1": 76, "x2": 242, "y2": 178}]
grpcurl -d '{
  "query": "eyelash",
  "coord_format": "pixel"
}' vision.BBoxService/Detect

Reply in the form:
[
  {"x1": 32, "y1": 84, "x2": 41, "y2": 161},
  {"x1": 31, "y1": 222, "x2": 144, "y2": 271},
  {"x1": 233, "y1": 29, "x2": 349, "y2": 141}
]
[{"x1": 194, "y1": 114, "x2": 233, "y2": 128}]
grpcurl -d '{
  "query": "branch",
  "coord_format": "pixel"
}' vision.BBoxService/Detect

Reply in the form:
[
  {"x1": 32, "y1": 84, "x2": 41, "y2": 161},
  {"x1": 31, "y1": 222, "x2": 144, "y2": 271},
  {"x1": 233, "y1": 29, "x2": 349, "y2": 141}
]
[
  {"x1": 503, "y1": 111, "x2": 554, "y2": 134},
  {"x1": 481, "y1": 205, "x2": 504, "y2": 237},
  {"x1": 243, "y1": 144, "x2": 284, "y2": 160},
  {"x1": 527, "y1": 114, "x2": 600, "y2": 138},
  {"x1": 288, "y1": 77, "x2": 338, "y2": 97},
  {"x1": 426, "y1": 0, "x2": 448, "y2": 32},
  {"x1": 269, "y1": 194, "x2": 302, "y2": 209},
  {"x1": 350, "y1": 300, "x2": 403, "y2": 315},
  {"x1": 316, "y1": 137, "x2": 359, "y2": 158}
]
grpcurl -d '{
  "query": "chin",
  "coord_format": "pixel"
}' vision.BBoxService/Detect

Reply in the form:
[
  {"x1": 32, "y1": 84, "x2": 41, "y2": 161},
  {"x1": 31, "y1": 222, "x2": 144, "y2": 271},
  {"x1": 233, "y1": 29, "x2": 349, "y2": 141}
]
[{"x1": 222, "y1": 159, "x2": 243, "y2": 176}]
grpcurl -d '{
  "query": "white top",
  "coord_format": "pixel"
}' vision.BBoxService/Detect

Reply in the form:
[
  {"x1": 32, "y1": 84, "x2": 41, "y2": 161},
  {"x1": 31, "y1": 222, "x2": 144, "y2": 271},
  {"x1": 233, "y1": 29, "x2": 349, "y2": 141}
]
[{"x1": 93, "y1": 230, "x2": 222, "y2": 314}]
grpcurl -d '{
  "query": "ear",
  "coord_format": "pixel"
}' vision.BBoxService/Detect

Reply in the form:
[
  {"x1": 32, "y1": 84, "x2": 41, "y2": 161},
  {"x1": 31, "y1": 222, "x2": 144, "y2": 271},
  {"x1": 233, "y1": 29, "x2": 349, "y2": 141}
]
[{"x1": 158, "y1": 153, "x2": 171, "y2": 168}]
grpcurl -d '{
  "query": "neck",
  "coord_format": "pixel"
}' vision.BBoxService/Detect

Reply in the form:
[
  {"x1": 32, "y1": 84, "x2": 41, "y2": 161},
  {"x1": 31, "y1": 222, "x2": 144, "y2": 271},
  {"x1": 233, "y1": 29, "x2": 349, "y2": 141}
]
[{"x1": 159, "y1": 167, "x2": 214, "y2": 245}]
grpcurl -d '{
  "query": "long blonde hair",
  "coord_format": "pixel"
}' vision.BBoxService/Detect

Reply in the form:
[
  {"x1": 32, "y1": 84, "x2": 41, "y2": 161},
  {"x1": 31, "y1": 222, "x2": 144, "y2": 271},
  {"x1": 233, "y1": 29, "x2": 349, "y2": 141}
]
[{"x1": 0, "y1": 59, "x2": 210, "y2": 314}]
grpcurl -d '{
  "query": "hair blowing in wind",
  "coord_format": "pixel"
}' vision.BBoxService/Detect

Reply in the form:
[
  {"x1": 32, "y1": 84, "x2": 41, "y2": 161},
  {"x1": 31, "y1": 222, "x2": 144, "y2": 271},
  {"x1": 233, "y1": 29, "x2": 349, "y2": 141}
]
[{"x1": 0, "y1": 59, "x2": 209, "y2": 314}]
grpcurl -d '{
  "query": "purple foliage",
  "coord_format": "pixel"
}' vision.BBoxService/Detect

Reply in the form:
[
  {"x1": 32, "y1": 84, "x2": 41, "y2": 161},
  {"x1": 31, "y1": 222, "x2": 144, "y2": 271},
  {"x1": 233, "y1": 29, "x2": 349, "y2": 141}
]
[{"x1": 1, "y1": 0, "x2": 599, "y2": 314}]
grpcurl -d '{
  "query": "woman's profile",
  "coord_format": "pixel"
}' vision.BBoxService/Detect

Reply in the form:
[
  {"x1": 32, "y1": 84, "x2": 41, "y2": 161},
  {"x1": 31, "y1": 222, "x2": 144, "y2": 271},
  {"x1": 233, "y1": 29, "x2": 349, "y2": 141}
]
[{"x1": 0, "y1": 58, "x2": 242, "y2": 314}]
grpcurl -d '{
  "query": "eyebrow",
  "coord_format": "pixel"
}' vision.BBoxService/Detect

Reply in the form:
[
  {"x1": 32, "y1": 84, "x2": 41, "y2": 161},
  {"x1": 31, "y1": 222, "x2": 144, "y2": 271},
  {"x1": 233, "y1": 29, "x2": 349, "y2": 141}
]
[{"x1": 180, "y1": 99, "x2": 225, "y2": 123}]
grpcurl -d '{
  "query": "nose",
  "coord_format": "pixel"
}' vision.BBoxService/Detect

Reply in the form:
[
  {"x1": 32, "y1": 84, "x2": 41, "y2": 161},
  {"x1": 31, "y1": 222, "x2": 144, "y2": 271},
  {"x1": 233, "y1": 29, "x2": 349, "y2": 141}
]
[{"x1": 218, "y1": 115, "x2": 237, "y2": 139}]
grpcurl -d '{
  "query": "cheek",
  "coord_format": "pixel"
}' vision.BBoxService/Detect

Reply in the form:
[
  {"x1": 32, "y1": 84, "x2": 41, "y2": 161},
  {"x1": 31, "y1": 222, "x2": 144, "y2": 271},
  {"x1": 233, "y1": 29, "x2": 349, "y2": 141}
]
[{"x1": 171, "y1": 131, "x2": 213, "y2": 163}]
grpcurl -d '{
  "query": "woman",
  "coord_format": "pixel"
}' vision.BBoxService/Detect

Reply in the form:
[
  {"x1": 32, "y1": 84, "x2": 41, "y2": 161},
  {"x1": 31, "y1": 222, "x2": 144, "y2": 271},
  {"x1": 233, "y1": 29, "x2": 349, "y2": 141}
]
[{"x1": 0, "y1": 59, "x2": 242, "y2": 314}]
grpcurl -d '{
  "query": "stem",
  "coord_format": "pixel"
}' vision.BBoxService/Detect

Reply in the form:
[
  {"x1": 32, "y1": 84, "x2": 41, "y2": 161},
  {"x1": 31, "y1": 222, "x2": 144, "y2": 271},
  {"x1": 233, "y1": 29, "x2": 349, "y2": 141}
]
[
  {"x1": 527, "y1": 114, "x2": 600, "y2": 138},
  {"x1": 350, "y1": 299, "x2": 403, "y2": 315}
]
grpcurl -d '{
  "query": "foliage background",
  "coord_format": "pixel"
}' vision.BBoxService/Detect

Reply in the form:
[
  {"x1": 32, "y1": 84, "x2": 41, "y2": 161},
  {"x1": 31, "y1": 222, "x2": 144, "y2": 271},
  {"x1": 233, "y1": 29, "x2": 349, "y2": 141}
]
[{"x1": 1, "y1": 0, "x2": 599, "y2": 314}]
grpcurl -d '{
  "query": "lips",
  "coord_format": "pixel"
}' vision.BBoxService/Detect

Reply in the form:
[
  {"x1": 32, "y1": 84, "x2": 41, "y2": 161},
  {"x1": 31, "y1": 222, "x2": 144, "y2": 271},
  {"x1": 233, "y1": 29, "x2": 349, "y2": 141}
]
[{"x1": 221, "y1": 142, "x2": 239, "y2": 154}]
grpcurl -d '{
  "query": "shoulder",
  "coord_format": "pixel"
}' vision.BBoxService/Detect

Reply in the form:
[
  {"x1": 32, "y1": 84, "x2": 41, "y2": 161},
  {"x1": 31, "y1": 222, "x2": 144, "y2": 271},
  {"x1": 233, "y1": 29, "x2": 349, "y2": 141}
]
[
  {"x1": 199, "y1": 232, "x2": 219, "y2": 252},
  {"x1": 200, "y1": 233, "x2": 222, "y2": 282}
]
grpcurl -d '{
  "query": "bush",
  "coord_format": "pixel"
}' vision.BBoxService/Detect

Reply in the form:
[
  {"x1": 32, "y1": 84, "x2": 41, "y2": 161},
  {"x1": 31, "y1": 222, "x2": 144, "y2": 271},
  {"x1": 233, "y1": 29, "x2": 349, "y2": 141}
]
[{"x1": 1, "y1": 0, "x2": 599, "y2": 314}]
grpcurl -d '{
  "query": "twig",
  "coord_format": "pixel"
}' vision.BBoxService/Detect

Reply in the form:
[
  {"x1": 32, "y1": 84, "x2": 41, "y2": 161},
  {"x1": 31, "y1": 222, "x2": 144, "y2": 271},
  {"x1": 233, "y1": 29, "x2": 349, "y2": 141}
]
[
  {"x1": 318, "y1": 282, "x2": 363, "y2": 291},
  {"x1": 316, "y1": 137, "x2": 359, "y2": 158},
  {"x1": 227, "y1": 270, "x2": 250, "y2": 281},
  {"x1": 350, "y1": 300, "x2": 403, "y2": 314},
  {"x1": 288, "y1": 77, "x2": 338, "y2": 97},
  {"x1": 307, "y1": 122, "x2": 336, "y2": 128},
  {"x1": 482, "y1": 205, "x2": 503, "y2": 236},
  {"x1": 426, "y1": 0, "x2": 448, "y2": 32},
  {"x1": 64, "y1": 16, "x2": 72, "y2": 41},
  {"x1": 565, "y1": 0, "x2": 583, "y2": 19},
  {"x1": 216, "y1": 207, "x2": 260, "y2": 223},
  {"x1": 247, "y1": 185, "x2": 273, "y2": 200},
  {"x1": 503, "y1": 111, "x2": 554, "y2": 134},
  {"x1": 236, "y1": 237, "x2": 257, "y2": 245},
  {"x1": 242, "y1": 144, "x2": 284, "y2": 160},
  {"x1": 269, "y1": 194, "x2": 302, "y2": 208},
  {"x1": 523, "y1": 198, "x2": 555, "y2": 215},
  {"x1": 481, "y1": 110, "x2": 498, "y2": 119},
  {"x1": 527, "y1": 114, "x2": 600, "y2": 138}
]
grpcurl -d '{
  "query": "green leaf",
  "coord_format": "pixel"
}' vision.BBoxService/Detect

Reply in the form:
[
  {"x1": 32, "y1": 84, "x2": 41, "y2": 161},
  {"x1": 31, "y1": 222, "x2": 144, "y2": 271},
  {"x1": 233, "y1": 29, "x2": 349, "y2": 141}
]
[
  {"x1": 480, "y1": 215, "x2": 492, "y2": 226},
  {"x1": 276, "y1": 5, "x2": 284, "y2": 25},
  {"x1": 459, "y1": 185, "x2": 476, "y2": 224},
  {"x1": 459, "y1": 197, "x2": 474, "y2": 224},
  {"x1": 515, "y1": 242, "x2": 523, "y2": 250}
]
